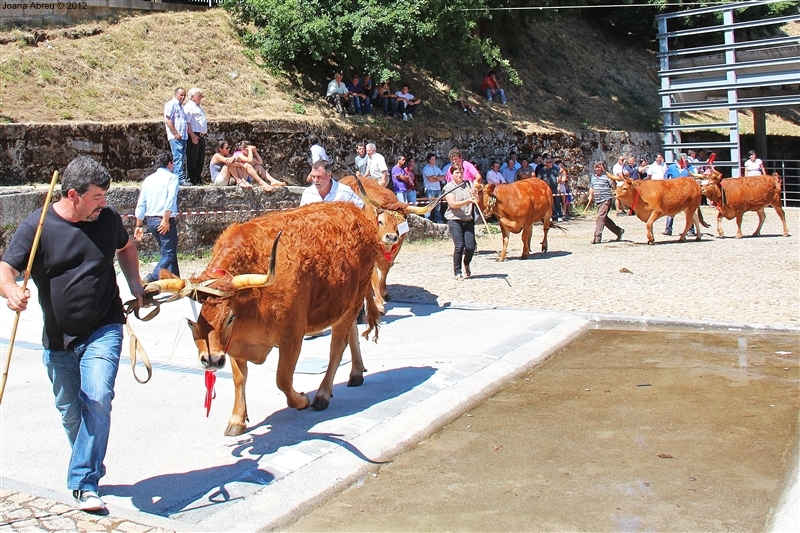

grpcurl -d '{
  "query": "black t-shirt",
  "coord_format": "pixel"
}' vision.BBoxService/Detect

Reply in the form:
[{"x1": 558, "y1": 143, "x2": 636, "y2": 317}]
[
  {"x1": 536, "y1": 166, "x2": 561, "y2": 192},
  {"x1": 2, "y1": 205, "x2": 130, "y2": 350}
]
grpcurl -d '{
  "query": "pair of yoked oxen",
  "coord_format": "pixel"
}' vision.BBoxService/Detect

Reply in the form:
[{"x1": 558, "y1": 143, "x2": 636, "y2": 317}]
[{"x1": 148, "y1": 169, "x2": 788, "y2": 437}]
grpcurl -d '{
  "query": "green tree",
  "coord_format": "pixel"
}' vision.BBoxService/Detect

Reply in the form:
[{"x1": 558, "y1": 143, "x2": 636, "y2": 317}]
[{"x1": 224, "y1": 0, "x2": 521, "y2": 85}]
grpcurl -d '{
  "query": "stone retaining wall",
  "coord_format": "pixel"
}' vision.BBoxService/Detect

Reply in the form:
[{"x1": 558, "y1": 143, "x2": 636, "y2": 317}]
[{"x1": 0, "y1": 120, "x2": 660, "y2": 190}]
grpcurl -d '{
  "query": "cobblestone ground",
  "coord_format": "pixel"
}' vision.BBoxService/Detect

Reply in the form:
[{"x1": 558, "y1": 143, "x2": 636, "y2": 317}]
[
  {"x1": 390, "y1": 206, "x2": 799, "y2": 328},
  {"x1": 4, "y1": 207, "x2": 796, "y2": 532}
]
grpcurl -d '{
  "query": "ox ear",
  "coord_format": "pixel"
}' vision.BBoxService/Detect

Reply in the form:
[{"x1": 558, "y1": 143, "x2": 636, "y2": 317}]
[{"x1": 229, "y1": 230, "x2": 282, "y2": 291}]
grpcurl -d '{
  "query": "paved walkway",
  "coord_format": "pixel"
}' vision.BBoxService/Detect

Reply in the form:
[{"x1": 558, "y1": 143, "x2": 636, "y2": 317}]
[{"x1": 1, "y1": 206, "x2": 797, "y2": 532}]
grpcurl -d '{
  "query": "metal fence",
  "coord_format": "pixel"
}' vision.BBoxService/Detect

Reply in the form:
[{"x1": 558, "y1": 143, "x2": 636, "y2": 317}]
[
  {"x1": 763, "y1": 159, "x2": 800, "y2": 208},
  {"x1": 160, "y1": 0, "x2": 224, "y2": 6}
]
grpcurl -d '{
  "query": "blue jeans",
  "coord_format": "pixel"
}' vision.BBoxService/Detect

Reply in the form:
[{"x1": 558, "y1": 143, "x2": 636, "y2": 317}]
[
  {"x1": 395, "y1": 191, "x2": 409, "y2": 203},
  {"x1": 485, "y1": 88, "x2": 507, "y2": 104},
  {"x1": 146, "y1": 217, "x2": 180, "y2": 281},
  {"x1": 381, "y1": 97, "x2": 397, "y2": 116},
  {"x1": 43, "y1": 323, "x2": 124, "y2": 492},
  {"x1": 169, "y1": 138, "x2": 188, "y2": 185},
  {"x1": 425, "y1": 188, "x2": 444, "y2": 222}
]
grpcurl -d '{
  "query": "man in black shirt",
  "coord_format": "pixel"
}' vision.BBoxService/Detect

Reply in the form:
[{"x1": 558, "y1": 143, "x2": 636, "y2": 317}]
[
  {"x1": 535, "y1": 155, "x2": 563, "y2": 221},
  {"x1": 0, "y1": 157, "x2": 144, "y2": 512}
]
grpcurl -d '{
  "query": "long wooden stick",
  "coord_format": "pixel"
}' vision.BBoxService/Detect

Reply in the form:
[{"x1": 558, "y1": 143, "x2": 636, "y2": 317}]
[{"x1": 0, "y1": 171, "x2": 60, "y2": 405}]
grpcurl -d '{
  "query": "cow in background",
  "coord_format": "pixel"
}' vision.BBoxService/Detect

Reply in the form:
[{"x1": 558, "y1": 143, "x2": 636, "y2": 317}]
[
  {"x1": 613, "y1": 176, "x2": 709, "y2": 245},
  {"x1": 148, "y1": 202, "x2": 381, "y2": 436},
  {"x1": 473, "y1": 179, "x2": 558, "y2": 261},
  {"x1": 340, "y1": 175, "x2": 438, "y2": 314},
  {"x1": 697, "y1": 170, "x2": 789, "y2": 239}
]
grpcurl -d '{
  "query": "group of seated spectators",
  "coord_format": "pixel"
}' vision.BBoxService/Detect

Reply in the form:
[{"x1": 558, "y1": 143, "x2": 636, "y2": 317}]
[
  {"x1": 326, "y1": 72, "x2": 422, "y2": 121},
  {"x1": 208, "y1": 140, "x2": 286, "y2": 192}
]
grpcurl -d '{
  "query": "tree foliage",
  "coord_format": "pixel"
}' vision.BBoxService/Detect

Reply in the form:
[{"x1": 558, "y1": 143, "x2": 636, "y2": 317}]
[{"x1": 224, "y1": 0, "x2": 520, "y2": 86}]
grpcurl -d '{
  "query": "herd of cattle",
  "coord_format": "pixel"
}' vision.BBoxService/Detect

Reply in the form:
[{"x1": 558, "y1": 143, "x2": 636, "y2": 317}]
[{"x1": 144, "y1": 171, "x2": 790, "y2": 436}]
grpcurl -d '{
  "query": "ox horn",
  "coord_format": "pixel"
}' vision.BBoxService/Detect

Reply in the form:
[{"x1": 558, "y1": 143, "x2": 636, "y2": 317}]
[
  {"x1": 406, "y1": 190, "x2": 447, "y2": 215},
  {"x1": 230, "y1": 230, "x2": 282, "y2": 291},
  {"x1": 353, "y1": 175, "x2": 383, "y2": 209},
  {"x1": 690, "y1": 170, "x2": 705, "y2": 178},
  {"x1": 145, "y1": 278, "x2": 186, "y2": 295}
]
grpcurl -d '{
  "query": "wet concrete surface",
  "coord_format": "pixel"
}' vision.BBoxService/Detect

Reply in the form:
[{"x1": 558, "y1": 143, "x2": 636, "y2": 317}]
[{"x1": 287, "y1": 327, "x2": 800, "y2": 532}]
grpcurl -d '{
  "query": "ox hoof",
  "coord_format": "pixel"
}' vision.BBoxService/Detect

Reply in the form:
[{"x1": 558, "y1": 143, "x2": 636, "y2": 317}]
[
  {"x1": 310, "y1": 395, "x2": 330, "y2": 411},
  {"x1": 348, "y1": 374, "x2": 364, "y2": 387},
  {"x1": 647, "y1": 241, "x2": 655, "y2": 246},
  {"x1": 224, "y1": 423, "x2": 247, "y2": 437}
]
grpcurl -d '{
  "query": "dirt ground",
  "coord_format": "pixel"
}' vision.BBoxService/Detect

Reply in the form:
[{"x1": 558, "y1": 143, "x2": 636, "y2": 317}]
[{"x1": 286, "y1": 327, "x2": 799, "y2": 532}]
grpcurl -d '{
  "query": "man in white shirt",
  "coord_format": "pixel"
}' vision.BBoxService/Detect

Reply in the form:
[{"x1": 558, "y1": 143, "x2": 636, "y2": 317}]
[
  {"x1": 163, "y1": 87, "x2": 192, "y2": 186},
  {"x1": 395, "y1": 84, "x2": 422, "y2": 121},
  {"x1": 326, "y1": 72, "x2": 352, "y2": 118},
  {"x1": 365, "y1": 142, "x2": 389, "y2": 186},
  {"x1": 301, "y1": 160, "x2": 364, "y2": 207},
  {"x1": 648, "y1": 153, "x2": 667, "y2": 180},
  {"x1": 183, "y1": 87, "x2": 208, "y2": 186},
  {"x1": 422, "y1": 153, "x2": 445, "y2": 223},
  {"x1": 309, "y1": 134, "x2": 329, "y2": 163},
  {"x1": 612, "y1": 156, "x2": 625, "y2": 177},
  {"x1": 134, "y1": 152, "x2": 181, "y2": 283},
  {"x1": 486, "y1": 160, "x2": 506, "y2": 184}
]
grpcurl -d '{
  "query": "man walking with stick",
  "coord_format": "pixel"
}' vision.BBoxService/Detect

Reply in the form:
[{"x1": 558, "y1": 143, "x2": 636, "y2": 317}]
[{"x1": 0, "y1": 157, "x2": 144, "y2": 512}]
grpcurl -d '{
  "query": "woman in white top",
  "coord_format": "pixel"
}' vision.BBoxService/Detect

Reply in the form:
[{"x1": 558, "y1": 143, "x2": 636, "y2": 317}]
[{"x1": 743, "y1": 150, "x2": 766, "y2": 176}]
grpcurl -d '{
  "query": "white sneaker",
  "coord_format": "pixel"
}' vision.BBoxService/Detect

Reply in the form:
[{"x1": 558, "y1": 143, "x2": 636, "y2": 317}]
[
  {"x1": 402, "y1": 113, "x2": 408, "y2": 121},
  {"x1": 408, "y1": 113, "x2": 413, "y2": 120},
  {"x1": 73, "y1": 490, "x2": 105, "y2": 512}
]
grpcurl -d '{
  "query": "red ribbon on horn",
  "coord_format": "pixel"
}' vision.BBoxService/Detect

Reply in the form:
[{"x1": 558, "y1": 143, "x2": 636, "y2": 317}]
[{"x1": 204, "y1": 370, "x2": 216, "y2": 417}]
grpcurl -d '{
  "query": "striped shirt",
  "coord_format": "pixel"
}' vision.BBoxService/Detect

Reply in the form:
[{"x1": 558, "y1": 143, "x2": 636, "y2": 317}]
[{"x1": 590, "y1": 172, "x2": 615, "y2": 205}]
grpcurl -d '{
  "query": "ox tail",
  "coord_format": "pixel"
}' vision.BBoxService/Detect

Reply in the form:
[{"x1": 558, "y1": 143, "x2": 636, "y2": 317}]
[
  {"x1": 548, "y1": 221, "x2": 568, "y2": 234},
  {"x1": 697, "y1": 206, "x2": 710, "y2": 228},
  {"x1": 362, "y1": 294, "x2": 380, "y2": 343},
  {"x1": 773, "y1": 172, "x2": 783, "y2": 192}
]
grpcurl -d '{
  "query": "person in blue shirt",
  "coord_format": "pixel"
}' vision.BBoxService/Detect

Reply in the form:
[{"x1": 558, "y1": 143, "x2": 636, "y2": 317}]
[
  {"x1": 663, "y1": 154, "x2": 692, "y2": 236},
  {"x1": 347, "y1": 74, "x2": 371, "y2": 115},
  {"x1": 134, "y1": 151, "x2": 181, "y2": 282}
]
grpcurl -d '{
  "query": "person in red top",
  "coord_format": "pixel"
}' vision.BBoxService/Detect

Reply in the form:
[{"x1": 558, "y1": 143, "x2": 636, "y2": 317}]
[{"x1": 480, "y1": 70, "x2": 507, "y2": 105}]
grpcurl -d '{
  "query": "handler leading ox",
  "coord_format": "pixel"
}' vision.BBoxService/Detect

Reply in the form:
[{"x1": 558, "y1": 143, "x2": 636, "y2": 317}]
[
  {"x1": 613, "y1": 176, "x2": 709, "y2": 245},
  {"x1": 473, "y1": 179, "x2": 555, "y2": 261},
  {"x1": 149, "y1": 202, "x2": 381, "y2": 436},
  {"x1": 697, "y1": 170, "x2": 789, "y2": 239},
  {"x1": 339, "y1": 175, "x2": 438, "y2": 314}
]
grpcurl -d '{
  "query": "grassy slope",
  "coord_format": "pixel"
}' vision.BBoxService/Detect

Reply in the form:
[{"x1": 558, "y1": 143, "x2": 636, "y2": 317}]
[{"x1": 0, "y1": 9, "x2": 796, "y2": 135}]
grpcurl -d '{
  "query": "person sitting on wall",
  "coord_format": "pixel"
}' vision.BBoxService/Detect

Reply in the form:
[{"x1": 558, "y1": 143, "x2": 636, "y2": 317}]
[
  {"x1": 209, "y1": 140, "x2": 274, "y2": 191},
  {"x1": 234, "y1": 140, "x2": 286, "y2": 187},
  {"x1": 347, "y1": 74, "x2": 371, "y2": 115},
  {"x1": 326, "y1": 72, "x2": 353, "y2": 118}
]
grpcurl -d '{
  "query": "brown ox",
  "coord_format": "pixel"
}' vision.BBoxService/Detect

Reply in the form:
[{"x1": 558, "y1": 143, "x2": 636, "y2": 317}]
[
  {"x1": 148, "y1": 202, "x2": 381, "y2": 436},
  {"x1": 473, "y1": 179, "x2": 555, "y2": 261},
  {"x1": 613, "y1": 176, "x2": 709, "y2": 245},
  {"x1": 339, "y1": 175, "x2": 436, "y2": 314},
  {"x1": 696, "y1": 170, "x2": 789, "y2": 239}
]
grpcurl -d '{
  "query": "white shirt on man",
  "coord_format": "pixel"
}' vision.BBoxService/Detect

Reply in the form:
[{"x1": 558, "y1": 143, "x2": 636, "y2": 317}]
[
  {"x1": 326, "y1": 80, "x2": 348, "y2": 97},
  {"x1": 183, "y1": 100, "x2": 207, "y2": 135},
  {"x1": 300, "y1": 180, "x2": 364, "y2": 207},
  {"x1": 310, "y1": 143, "x2": 329, "y2": 164},
  {"x1": 648, "y1": 161, "x2": 667, "y2": 180},
  {"x1": 367, "y1": 152, "x2": 388, "y2": 181},
  {"x1": 486, "y1": 169, "x2": 506, "y2": 184}
]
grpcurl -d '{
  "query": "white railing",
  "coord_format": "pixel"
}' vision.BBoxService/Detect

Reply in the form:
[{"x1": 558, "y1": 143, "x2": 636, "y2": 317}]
[{"x1": 762, "y1": 159, "x2": 800, "y2": 208}]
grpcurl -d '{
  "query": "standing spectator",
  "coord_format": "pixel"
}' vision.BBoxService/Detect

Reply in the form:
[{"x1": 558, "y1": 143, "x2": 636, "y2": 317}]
[
  {"x1": 638, "y1": 157, "x2": 650, "y2": 180},
  {"x1": 134, "y1": 152, "x2": 181, "y2": 283},
  {"x1": 301, "y1": 160, "x2": 364, "y2": 207},
  {"x1": 516, "y1": 157, "x2": 534, "y2": 181},
  {"x1": 326, "y1": 72, "x2": 352, "y2": 118},
  {"x1": 309, "y1": 134, "x2": 329, "y2": 164},
  {"x1": 444, "y1": 148, "x2": 482, "y2": 183},
  {"x1": 183, "y1": 87, "x2": 207, "y2": 186},
  {"x1": 391, "y1": 154, "x2": 412, "y2": 202},
  {"x1": 743, "y1": 150, "x2": 766, "y2": 176},
  {"x1": 556, "y1": 160, "x2": 570, "y2": 219},
  {"x1": 405, "y1": 156, "x2": 419, "y2": 205},
  {"x1": 536, "y1": 155, "x2": 563, "y2": 221},
  {"x1": 480, "y1": 70, "x2": 507, "y2": 104},
  {"x1": 508, "y1": 151, "x2": 521, "y2": 170},
  {"x1": 395, "y1": 84, "x2": 422, "y2": 121},
  {"x1": 623, "y1": 156, "x2": 639, "y2": 180},
  {"x1": 347, "y1": 74, "x2": 371, "y2": 115},
  {"x1": 612, "y1": 156, "x2": 625, "y2": 177},
  {"x1": 648, "y1": 153, "x2": 667, "y2": 180},
  {"x1": 422, "y1": 153, "x2": 445, "y2": 223},
  {"x1": 486, "y1": 160, "x2": 506, "y2": 184},
  {"x1": 501, "y1": 158, "x2": 518, "y2": 184},
  {"x1": 586, "y1": 161, "x2": 624, "y2": 244},
  {"x1": 0, "y1": 156, "x2": 145, "y2": 512},
  {"x1": 443, "y1": 163, "x2": 478, "y2": 280},
  {"x1": 377, "y1": 80, "x2": 398, "y2": 117},
  {"x1": 354, "y1": 142, "x2": 369, "y2": 177},
  {"x1": 164, "y1": 87, "x2": 191, "y2": 185},
  {"x1": 365, "y1": 142, "x2": 389, "y2": 186},
  {"x1": 663, "y1": 154, "x2": 691, "y2": 236}
]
